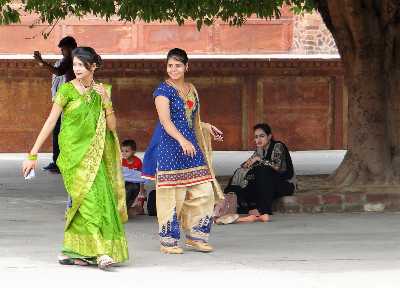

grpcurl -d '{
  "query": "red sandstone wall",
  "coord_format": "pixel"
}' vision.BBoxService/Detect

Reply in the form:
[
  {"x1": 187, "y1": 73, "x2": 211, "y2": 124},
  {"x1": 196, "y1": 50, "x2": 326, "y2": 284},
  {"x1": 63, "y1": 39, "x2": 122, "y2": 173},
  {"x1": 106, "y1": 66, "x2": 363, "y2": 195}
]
[
  {"x1": 0, "y1": 59, "x2": 345, "y2": 152},
  {"x1": 0, "y1": 13, "x2": 293, "y2": 54}
]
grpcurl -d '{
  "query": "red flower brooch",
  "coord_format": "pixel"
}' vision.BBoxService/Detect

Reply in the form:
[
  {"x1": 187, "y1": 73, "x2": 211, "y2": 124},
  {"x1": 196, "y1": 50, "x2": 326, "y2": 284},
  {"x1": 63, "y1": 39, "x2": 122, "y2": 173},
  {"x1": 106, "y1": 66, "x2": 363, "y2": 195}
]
[{"x1": 187, "y1": 100, "x2": 194, "y2": 109}]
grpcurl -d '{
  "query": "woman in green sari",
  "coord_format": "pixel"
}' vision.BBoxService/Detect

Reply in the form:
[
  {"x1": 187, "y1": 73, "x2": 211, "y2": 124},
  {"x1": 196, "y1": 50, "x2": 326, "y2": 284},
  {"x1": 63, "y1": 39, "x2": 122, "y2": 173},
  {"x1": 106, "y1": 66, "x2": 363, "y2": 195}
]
[{"x1": 22, "y1": 47, "x2": 129, "y2": 270}]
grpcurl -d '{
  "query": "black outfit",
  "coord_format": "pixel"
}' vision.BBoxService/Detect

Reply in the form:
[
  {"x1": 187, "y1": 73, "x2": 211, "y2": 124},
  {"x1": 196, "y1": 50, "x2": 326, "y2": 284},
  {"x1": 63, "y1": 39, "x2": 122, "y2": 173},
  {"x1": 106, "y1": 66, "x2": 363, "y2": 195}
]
[
  {"x1": 242, "y1": 166, "x2": 294, "y2": 215},
  {"x1": 125, "y1": 182, "x2": 141, "y2": 208},
  {"x1": 225, "y1": 140, "x2": 296, "y2": 215},
  {"x1": 147, "y1": 190, "x2": 157, "y2": 216}
]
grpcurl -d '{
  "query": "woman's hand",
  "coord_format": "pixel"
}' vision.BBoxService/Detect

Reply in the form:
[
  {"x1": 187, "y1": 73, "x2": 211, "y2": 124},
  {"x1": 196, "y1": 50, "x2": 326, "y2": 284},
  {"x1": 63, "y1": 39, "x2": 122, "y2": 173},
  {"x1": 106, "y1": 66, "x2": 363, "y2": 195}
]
[
  {"x1": 204, "y1": 123, "x2": 223, "y2": 142},
  {"x1": 241, "y1": 159, "x2": 252, "y2": 169},
  {"x1": 179, "y1": 138, "x2": 197, "y2": 158},
  {"x1": 93, "y1": 83, "x2": 110, "y2": 104},
  {"x1": 21, "y1": 104, "x2": 63, "y2": 178},
  {"x1": 241, "y1": 156, "x2": 261, "y2": 169},
  {"x1": 22, "y1": 159, "x2": 37, "y2": 178}
]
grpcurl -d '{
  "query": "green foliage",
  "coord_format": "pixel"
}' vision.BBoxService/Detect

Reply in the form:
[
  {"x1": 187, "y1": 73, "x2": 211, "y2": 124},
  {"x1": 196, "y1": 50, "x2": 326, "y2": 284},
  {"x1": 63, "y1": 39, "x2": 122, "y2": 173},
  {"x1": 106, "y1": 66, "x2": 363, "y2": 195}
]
[
  {"x1": 1, "y1": 0, "x2": 317, "y2": 27},
  {"x1": 0, "y1": 0, "x2": 21, "y2": 24}
]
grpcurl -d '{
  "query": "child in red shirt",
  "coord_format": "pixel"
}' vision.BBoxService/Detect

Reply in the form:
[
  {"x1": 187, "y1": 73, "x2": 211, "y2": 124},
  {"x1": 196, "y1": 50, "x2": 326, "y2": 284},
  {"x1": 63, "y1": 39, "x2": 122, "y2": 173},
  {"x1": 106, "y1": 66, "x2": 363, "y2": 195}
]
[{"x1": 121, "y1": 139, "x2": 145, "y2": 216}]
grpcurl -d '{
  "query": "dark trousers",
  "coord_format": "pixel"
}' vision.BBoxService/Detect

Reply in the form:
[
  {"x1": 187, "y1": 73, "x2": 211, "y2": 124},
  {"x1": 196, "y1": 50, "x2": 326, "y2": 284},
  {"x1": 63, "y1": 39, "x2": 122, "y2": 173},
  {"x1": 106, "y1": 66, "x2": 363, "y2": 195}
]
[
  {"x1": 125, "y1": 182, "x2": 140, "y2": 208},
  {"x1": 53, "y1": 116, "x2": 62, "y2": 164},
  {"x1": 242, "y1": 165, "x2": 294, "y2": 215},
  {"x1": 147, "y1": 190, "x2": 157, "y2": 216}
]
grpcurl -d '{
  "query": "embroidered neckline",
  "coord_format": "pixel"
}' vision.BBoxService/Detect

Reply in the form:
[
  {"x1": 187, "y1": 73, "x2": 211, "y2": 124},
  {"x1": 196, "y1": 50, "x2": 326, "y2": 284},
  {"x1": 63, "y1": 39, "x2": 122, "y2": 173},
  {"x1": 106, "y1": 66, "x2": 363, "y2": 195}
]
[{"x1": 164, "y1": 80, "x2": 197, "y2": 128}]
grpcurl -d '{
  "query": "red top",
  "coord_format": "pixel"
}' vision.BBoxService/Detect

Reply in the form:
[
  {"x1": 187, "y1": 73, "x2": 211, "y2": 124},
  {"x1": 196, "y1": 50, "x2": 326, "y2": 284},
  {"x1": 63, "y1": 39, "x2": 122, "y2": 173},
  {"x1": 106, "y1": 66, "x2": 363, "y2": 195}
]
[{"x1": 122, "y1": 156, "x2": 143, "y2": 171}]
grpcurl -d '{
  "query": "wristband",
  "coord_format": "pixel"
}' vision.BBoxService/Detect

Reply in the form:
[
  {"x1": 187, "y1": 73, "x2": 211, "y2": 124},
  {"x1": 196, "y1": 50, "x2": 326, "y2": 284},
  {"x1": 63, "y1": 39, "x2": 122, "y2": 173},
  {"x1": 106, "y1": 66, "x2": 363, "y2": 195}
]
[{"x1": 28, "y1": 154, "x2": 38, "y2": 161}]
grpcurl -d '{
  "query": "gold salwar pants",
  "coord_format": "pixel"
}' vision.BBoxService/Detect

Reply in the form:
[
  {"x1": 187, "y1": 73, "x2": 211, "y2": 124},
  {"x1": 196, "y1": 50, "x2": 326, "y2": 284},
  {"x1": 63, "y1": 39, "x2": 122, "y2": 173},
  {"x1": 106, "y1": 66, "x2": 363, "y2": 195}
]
[{"x1": 156, "y1": 182, "x2": 215, "y2": 247}]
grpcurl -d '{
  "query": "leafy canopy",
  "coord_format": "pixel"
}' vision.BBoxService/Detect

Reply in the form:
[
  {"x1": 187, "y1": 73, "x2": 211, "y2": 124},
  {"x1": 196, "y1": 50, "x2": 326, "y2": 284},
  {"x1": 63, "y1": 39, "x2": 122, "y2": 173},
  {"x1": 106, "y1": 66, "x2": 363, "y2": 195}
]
[{"x1": 1, "y1": 0, "x2": 316, "y2": 29}]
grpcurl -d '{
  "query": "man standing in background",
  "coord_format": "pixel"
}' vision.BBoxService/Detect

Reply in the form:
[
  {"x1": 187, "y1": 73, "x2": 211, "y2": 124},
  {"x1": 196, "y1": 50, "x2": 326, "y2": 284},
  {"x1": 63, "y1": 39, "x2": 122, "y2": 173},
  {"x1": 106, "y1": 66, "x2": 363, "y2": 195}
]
[{"x1": 33, "y1": 36, "x2": 77, "y2": 173}]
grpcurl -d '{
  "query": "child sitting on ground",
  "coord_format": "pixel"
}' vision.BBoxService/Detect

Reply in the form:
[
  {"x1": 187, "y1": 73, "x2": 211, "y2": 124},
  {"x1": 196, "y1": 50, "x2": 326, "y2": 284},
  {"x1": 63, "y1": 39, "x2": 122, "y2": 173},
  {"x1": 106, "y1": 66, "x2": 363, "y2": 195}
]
[{"x1": 121, "y1": 139, "x2": 146, "y2": 217}]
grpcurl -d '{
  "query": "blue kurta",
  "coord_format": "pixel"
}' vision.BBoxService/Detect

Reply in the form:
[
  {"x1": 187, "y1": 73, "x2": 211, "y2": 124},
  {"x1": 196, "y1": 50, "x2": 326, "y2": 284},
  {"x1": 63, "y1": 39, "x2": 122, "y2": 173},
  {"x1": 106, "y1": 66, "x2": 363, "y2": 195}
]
[{"x1": 143, "y1": 81, "x2": 212, "y2": 188}]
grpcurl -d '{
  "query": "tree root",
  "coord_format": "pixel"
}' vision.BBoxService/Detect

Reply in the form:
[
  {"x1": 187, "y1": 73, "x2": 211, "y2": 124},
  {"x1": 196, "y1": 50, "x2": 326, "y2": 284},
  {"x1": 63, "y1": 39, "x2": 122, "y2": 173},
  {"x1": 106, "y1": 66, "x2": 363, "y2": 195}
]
[{"x1": 329, "y1": 152, "x2": 400, "y2": 188}]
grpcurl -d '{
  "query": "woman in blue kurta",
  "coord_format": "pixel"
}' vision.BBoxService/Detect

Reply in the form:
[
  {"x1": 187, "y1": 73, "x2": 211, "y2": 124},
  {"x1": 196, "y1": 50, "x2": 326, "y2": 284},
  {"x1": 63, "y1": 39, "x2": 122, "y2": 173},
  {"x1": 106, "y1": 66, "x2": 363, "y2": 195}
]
[{"x1": 143, "y1": 48, "x2": 224, "y2": 254}]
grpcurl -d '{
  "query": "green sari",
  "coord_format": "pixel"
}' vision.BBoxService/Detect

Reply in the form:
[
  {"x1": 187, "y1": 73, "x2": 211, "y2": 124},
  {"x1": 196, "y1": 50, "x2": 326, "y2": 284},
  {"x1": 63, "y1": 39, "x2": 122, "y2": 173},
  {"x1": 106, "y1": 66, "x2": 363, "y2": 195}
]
[{"x1": 54, "y1": 82, "x2": 129, "y2": 263}]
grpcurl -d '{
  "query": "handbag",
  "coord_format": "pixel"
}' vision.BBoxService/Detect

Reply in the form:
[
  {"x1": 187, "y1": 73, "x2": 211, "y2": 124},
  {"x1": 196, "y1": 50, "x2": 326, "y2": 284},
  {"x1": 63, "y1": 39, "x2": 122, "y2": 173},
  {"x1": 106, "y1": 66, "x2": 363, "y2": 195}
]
[{"x1": 213, "y1": 192, "x2": 237, "y2": 217}]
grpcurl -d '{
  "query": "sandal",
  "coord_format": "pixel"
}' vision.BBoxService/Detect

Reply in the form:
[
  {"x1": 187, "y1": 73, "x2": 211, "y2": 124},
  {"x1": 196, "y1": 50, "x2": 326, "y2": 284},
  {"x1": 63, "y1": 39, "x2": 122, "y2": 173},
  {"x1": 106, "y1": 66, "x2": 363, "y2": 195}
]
[
  {"x1": 97, "y1": 255, "x2": 115, "y2": 270},
  {"x1": 214, "y1": 213, "x2": 240, "y2": 225},
  {"x1": 185, "y1": 239, "x2": 214, "y2": 253},
  {"x1": 58, "y1": 255, "x2": 89, "y2": 266},
  {"x1": 160, "y1": 245, "x2": 184, "y2": 254}
]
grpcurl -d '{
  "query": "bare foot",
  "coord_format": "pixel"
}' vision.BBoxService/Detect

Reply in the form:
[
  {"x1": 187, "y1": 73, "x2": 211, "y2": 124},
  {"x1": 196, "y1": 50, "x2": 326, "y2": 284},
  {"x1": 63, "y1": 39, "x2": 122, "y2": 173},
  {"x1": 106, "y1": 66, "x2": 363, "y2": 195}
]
[
  {"x1": 237, "y1": 214, "x2": 258, "y2": 223},
  {"x1": 258, "y1": 214, "x2": 271, "y2": 222}
]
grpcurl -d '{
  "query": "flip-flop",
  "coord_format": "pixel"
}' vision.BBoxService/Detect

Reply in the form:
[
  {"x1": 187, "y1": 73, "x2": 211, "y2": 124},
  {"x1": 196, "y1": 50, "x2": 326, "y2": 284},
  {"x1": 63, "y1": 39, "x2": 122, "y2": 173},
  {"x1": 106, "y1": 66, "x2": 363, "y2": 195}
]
[
  {"x1": 58, "y1": 258, "x2": 75, "y2": 265},
  {"x1": 58, "y1": 256, "x2": 89, "y2": 266}
]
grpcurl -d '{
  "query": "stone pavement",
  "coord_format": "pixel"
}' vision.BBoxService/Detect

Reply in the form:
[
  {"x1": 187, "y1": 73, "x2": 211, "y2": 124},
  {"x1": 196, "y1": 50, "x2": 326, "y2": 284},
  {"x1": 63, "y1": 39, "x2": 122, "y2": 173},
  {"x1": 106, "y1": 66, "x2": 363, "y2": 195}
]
[{"x1": 1, "y1": 153, "x2": 400, "y2": 287}]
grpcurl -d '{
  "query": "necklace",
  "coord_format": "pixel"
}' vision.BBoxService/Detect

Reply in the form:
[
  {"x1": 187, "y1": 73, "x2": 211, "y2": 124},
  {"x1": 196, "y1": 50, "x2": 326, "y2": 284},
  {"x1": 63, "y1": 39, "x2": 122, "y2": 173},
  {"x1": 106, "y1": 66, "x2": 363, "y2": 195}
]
[
  {"x1": 78, "y1": 78, "x2": 95, "y2": 102},
  {"x1": 166, "y1": 79, "x2": 197, "y2": 128},
  {"x1": 166, "y1": 79, "x2": 190, "y2": 99}
]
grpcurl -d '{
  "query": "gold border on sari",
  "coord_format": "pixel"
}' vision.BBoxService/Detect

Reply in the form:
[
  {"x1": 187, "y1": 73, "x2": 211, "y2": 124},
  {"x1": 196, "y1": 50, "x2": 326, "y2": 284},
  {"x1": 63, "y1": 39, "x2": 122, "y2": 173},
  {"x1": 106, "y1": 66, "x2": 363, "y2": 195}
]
[
  {"x1": 63, "y1": 230, "x2": 129, "y2": 263},
  {"x1": 103, "y1": 130, "x2": 128, "y2": 223},
  {"x1": 64, "y1": 110, "x2": 107, "y2": 230}
]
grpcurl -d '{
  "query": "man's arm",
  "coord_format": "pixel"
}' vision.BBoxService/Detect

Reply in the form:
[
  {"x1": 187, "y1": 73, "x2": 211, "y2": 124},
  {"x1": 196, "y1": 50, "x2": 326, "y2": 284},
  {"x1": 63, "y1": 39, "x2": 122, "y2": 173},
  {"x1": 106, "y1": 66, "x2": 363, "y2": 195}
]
[{"x1": 33, "y1": 51, "x2": 69, "y2": 76}]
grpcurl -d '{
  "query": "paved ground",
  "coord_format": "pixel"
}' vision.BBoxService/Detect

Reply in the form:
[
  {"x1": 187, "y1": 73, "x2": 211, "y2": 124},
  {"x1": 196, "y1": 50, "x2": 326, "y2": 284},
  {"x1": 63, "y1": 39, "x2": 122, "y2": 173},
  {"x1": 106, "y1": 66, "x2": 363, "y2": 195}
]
[{"x1": 1, "y1": 154, "x2": 400, "y2": 287}]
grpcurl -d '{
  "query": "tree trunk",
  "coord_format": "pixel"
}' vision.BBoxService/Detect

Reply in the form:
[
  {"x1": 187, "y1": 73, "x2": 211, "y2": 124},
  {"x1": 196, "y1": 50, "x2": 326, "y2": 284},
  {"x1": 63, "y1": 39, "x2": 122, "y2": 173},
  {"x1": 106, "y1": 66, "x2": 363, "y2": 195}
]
[{"x1": 316, "y1": 0, "x2": 400, "y2": 188}]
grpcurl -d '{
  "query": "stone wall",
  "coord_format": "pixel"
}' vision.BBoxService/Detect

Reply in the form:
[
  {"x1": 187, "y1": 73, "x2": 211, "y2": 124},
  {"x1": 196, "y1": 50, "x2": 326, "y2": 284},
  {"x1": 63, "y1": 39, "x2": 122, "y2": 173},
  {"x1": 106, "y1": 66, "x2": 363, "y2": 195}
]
[
  {"x1": 0, "y1": 11, "x2": 338, "y2": 55},
  {"x1": 0, "y1": 58, "x2": 346, "y2": 152},
  {"x1": 292, "y1": 13, "x2": 338, "y2": 54}
]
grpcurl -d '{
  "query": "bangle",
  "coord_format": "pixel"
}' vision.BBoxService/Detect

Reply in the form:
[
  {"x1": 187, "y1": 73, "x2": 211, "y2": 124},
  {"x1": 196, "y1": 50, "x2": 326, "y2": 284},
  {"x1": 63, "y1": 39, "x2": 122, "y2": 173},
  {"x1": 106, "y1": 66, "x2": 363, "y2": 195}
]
[
  {"x1": 103, "y1": 101, "x2": 113, "y2": 110},
  {"x1": 105, "y1": 110, "x2": 115, "y2": 117},
  {"x1": 28, "y1": 154, "x2": 38, "y2": 161}
]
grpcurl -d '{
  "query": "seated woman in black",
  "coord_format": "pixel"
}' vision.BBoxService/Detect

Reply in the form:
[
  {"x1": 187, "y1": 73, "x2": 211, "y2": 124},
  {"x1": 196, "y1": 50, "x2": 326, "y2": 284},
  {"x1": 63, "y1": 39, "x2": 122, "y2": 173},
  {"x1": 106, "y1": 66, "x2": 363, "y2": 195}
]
[{"x1": 223, "y1": 123, "x2": 296, "y2": 223}]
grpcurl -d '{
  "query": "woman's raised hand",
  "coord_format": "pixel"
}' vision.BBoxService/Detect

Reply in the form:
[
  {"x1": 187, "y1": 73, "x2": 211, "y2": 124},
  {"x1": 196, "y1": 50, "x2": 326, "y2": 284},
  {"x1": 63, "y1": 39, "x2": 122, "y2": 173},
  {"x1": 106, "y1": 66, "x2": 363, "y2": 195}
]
[
  {"x1": 93, "y1": 83, "x2": 110, "y2": 103},
  {"x1": 179, "y1": 138, "x2": 197, "y2": 158},
  {"x1": 22, "y1": 159, "x2": 37, "y2": 178}
]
